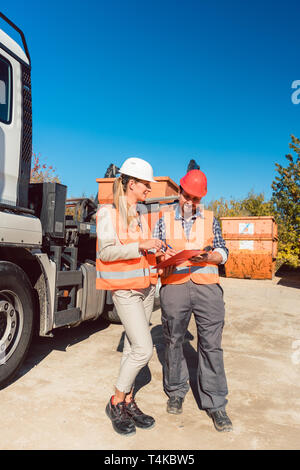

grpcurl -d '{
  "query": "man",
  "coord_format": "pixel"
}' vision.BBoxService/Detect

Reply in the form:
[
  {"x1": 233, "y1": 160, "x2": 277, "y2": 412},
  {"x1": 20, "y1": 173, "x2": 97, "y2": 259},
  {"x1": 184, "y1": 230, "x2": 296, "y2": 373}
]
[{"x1": 154, "y1": 169, "x2": 232, "y2": 432}]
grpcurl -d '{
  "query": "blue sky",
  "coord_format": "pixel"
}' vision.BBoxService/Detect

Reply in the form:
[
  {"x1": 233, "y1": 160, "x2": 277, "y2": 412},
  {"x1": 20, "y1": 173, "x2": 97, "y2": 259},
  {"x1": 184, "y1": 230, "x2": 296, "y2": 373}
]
[{"x1": 1, "y1": 0, "x2": 300, "y2": 203}]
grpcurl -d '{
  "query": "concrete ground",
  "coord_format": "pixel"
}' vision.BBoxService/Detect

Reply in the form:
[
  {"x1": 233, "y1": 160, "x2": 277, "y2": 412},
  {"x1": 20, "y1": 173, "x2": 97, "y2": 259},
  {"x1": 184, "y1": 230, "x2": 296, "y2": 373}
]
[{"x1": 0, "y1": 271, "x2": 299, "y2": 450}]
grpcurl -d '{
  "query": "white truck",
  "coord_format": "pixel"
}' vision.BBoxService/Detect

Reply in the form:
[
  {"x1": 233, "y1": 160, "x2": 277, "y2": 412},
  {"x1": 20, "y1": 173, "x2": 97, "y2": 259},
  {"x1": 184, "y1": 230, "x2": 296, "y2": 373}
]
[{"x1": 0, "y1": 12, "x2": 114, "y2": 388}]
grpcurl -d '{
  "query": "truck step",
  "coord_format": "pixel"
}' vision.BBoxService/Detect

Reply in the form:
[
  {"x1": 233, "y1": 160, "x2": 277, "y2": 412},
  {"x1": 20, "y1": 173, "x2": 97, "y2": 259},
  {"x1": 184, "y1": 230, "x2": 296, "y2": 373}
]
[
  {"x1": 56, "y1": 270, "x2": 82, "y2": 288},
  {"x1": 54, "y1": 308, "x2": 81, "y2": 328}
]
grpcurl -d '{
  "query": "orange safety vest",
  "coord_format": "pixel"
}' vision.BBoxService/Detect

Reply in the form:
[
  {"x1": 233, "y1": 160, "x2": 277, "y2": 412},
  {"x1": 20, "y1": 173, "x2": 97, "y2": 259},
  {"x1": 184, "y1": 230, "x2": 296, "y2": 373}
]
[
  {"x1": 161, "y1": 207, "x2": 219, "y2": 285},
  {"x1": 147, "y1": 252, "x2": 159, "y2": 285},
  {"x1": 96, "y1": 205, "x2": 158, "y2": 290}
]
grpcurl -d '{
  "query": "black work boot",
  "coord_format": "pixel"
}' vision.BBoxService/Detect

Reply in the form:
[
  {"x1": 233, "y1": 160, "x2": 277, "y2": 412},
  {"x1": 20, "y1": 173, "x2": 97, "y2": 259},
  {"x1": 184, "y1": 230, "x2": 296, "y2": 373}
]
[
  {"x1": 167, "y1": 396, "x2": 184, "y2": 414},
  {"x1": 125, "y1": 399, "x2": 155, "y2": 429},
  {"x1": 207, "y1": 409, "x2": 233, "y2": 432},
  {"x1": 105, "y1": 398, "x2": 136, "y2": 436}
]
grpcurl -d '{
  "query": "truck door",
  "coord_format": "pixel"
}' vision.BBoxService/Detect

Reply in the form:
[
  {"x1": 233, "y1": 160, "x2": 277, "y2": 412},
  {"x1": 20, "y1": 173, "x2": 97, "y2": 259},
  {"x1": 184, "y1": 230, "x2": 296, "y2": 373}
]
[{"x1": 0, "y1": 50, "x2": 23, "y2": 208}]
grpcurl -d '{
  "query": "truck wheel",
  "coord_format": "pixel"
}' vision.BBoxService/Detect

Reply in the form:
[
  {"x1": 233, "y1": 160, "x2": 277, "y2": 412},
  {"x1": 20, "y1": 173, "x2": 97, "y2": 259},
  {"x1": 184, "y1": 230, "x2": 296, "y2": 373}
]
[
  {"x1": 103, "y1": 305, "x2": 121, "y2": 324},
  {"x1": 0, "y1": 262, "x2": 34, "y2": 389}
]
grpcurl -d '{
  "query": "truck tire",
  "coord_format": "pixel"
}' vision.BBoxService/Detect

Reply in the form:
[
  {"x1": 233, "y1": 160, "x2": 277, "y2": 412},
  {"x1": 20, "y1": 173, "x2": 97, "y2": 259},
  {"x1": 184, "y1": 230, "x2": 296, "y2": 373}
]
[
  {"x1": 0, "y1": 262, "x2": 34, "y2": 389},
  {"x1": 103, "y1": 305, "x2": 121, "y2": 324}
]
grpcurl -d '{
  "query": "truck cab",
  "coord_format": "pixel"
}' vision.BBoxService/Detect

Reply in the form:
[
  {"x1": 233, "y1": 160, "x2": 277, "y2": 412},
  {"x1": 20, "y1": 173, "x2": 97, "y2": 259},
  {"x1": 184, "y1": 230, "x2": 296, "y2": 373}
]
[{"x1": 0, "y1": 21, "x2": 32, "y2": 209}]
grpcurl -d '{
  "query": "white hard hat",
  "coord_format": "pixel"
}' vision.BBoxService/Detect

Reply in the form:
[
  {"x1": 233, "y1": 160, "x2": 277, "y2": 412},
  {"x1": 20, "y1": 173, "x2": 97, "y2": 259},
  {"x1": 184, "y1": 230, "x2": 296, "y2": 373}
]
[{"x1": 119, "y1": 157, "x2": 156, "y2": 182}]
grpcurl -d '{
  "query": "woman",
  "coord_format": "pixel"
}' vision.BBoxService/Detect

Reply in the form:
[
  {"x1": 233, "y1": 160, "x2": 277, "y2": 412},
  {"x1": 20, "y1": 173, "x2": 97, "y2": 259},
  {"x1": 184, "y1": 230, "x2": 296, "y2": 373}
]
[{"x1": 96, "y1": 157, "x2": 164, "y2": 436}]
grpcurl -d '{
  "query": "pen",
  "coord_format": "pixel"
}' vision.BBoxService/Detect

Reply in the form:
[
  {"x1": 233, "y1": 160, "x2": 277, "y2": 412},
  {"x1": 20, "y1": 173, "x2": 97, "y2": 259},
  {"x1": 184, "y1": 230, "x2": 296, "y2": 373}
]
[{"x1": 161, "y1": 243, "x2": 173, "y2": 253}]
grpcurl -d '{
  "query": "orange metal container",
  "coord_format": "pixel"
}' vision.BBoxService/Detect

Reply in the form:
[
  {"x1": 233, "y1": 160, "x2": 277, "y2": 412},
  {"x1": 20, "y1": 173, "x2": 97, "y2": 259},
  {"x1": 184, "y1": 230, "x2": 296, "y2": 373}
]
[
  {"x1": 96, "y1": 176, "x2": 179, "y2": 204},
  {"x1": 96, "y1": 178, "x2": 114, "y2": 204},
  {"x1": 220, "y1": 216, "x2": 278, "y2": 279}
]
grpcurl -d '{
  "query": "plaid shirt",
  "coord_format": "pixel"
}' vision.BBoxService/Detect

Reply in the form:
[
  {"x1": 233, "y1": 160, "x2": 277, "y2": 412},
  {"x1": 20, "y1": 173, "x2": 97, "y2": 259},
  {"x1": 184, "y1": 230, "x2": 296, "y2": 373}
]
[{"x1": 153, "y1": 204, "x2": 228, "y2": 263}]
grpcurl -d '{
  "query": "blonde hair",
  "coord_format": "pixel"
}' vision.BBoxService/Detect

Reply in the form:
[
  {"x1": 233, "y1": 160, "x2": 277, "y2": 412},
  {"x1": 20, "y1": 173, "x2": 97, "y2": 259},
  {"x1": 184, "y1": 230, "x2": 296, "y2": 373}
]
[{"x1": 113, "y1": 175, "x2": 139, "y2": 231}]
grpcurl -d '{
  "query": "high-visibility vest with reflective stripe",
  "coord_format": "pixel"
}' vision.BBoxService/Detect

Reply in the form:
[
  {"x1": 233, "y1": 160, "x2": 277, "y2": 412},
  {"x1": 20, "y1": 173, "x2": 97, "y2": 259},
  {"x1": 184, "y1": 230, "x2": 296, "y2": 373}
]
[
  {"x1": 96, "y1": 205, "x2": 153, "y2": 290},
  {"x1": 161, "y1": 208, "x2": 219, "y2": 285},
  {"x1": 134, "y1": 208, "x2": 159, "y2": 286},
  {"x1": 147, "y1": 252, "x2": 158, "y2": 285}
]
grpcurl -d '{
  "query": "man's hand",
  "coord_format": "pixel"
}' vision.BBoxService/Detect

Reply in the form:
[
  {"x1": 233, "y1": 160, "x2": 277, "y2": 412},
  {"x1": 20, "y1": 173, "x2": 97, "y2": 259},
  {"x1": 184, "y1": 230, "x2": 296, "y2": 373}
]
[
  {"x1": 156, "y1": 247, "x2": 178, "y2": 277},
  {"x1": 189, "y1": 253, "x2": 209, "y2": 263},
  {"x1": 163, "y1": 265, "x2": 176, "y2": 277},
  {"x1": 189, "y1": 251, "x2": 222, "y2": 265},
  {"x1": 165, "y1": 247, "x2": 177, "y2": 259}
]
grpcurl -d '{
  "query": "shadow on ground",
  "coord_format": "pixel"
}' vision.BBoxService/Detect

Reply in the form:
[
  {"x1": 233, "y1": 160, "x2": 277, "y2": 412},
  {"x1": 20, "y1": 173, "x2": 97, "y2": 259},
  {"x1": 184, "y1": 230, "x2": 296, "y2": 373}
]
[
  {"x1": 11, "y1": 315, "x2": 111, "y2": 387},
  {"x1": 276, "y1": 266, "x2": 300, "y2": 289}
]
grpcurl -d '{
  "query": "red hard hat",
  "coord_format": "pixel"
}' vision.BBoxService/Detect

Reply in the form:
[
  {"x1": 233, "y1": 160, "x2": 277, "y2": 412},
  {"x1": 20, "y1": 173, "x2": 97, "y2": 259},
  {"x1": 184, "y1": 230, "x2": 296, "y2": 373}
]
[{"x1": 180, "y1": 169, "x2": 207, "y2": 198}]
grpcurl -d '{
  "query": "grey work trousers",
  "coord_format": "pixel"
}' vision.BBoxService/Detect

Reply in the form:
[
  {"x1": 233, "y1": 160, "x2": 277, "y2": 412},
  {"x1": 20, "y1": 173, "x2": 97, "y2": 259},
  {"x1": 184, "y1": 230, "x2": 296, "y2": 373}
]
[
  {"x1": 112, "y1": 285, "x2": 156, "y2": 394},
  {"x1": 160, "y1": 280, "x2": 228, "y2": 411}
]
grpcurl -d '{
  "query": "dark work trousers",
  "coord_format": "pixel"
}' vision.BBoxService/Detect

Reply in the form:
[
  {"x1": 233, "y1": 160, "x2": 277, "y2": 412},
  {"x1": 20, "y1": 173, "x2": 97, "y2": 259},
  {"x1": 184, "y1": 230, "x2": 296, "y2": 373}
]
[{"x1": 160, "y1": 280, "x2": 228, "y2": 412}]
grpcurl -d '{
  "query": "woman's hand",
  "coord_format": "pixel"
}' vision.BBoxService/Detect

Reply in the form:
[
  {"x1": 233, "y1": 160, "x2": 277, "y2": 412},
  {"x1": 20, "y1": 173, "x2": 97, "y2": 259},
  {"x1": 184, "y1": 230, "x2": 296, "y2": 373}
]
[{"x1": 139, "y1": 239, "x2": 166, "y2": 252}]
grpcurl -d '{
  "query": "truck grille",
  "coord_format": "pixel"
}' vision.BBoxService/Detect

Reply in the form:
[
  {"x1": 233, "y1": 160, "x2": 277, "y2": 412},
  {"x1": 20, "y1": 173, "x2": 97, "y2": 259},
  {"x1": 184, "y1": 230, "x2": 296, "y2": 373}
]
[{"x1": 21, "y1": 65, "x2": 32, "y2": 163}]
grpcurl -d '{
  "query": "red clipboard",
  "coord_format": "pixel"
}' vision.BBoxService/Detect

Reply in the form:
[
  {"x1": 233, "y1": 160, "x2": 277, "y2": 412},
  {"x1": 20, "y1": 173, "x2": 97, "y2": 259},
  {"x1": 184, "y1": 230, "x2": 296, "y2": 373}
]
[{"x1": 155, "y1": 250, "x2": 207, "y2": 270}]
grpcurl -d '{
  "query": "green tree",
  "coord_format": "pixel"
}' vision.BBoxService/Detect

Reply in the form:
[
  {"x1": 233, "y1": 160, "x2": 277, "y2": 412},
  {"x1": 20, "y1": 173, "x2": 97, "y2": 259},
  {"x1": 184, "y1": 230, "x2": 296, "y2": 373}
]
[
  {"x1": 271, "y1": 135, "x2": 300, "y2": 267},
  {"x1": 206, "y1": 191, "x2": 273, "y2": 221},
  {"x1": 240, "y1": 191, "x2": 273, "y2": 217}
]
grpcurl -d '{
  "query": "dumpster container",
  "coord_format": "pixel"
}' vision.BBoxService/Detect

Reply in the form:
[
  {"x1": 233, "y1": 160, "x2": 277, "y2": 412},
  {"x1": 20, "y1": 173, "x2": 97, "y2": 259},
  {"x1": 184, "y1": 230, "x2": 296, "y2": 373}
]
[
  {"x1": 220, "y1": 216, "x2": 278, "y2": 279},
  {"x1": 96, "y1": 176, "x2": 179, "y2": 205}
]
